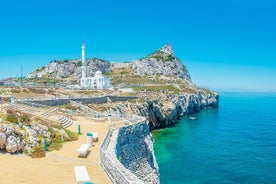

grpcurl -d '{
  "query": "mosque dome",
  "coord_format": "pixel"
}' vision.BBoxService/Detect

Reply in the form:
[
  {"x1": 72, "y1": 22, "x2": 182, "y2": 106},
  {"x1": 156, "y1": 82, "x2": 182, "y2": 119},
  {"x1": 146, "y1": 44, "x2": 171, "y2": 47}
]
[{"x1": 95, "y1": 70, "x2": 102, "y2": 74}]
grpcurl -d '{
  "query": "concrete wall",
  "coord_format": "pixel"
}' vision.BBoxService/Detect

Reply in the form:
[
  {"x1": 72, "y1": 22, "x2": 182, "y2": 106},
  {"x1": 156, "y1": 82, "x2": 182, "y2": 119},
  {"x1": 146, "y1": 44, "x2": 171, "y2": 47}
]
[
  {"x1": 100, "y1": 119, "x2": 160, "y2": 184},
  {"x1": 29, "y1": 96, "x2": 137, "y2": 107}
]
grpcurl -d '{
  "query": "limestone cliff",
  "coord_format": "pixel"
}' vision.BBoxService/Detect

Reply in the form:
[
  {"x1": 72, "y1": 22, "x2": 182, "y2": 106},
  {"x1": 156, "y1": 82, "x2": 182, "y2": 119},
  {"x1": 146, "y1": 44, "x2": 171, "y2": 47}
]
[{"x1": 108, "y1": 89, "x2": 218, "y2": 130}]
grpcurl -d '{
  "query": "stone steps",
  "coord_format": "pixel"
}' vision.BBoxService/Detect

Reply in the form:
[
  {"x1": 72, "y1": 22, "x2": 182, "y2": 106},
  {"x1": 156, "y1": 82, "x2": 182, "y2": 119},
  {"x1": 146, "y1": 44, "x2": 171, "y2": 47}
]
[
  {"x1": 58, "y1": 116, "x2": 73, "y2": 128},
  {"x1": 40, "y1": 112, "x2": 50, "y2": 118}
]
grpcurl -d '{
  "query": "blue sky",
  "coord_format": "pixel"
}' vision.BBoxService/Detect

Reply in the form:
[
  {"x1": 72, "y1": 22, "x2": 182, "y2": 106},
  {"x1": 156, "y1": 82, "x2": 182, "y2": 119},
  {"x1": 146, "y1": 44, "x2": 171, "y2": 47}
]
[{"x1": 0, "y1": 0, "x2": 275, "y2": 92}]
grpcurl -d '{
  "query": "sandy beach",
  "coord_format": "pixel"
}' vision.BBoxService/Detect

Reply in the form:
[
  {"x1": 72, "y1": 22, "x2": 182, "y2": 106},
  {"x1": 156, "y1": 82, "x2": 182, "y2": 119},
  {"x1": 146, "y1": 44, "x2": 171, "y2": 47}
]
[{"x1": 0, "y1": 116, "x2": 112, "y2": 184}]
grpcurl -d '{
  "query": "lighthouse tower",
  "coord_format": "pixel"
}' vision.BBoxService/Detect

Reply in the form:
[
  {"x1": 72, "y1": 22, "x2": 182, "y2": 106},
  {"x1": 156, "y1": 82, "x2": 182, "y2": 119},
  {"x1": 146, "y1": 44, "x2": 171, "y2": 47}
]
[{"x1": 81, "y1": 42, "x2": 86, "y2": 87}]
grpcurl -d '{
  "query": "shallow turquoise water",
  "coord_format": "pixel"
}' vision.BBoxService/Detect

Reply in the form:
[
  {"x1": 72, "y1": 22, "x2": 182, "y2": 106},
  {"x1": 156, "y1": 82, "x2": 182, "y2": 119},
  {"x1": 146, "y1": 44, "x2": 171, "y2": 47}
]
[{"x1": 153, "y1": 93, "x2": 276, "y2": 184}]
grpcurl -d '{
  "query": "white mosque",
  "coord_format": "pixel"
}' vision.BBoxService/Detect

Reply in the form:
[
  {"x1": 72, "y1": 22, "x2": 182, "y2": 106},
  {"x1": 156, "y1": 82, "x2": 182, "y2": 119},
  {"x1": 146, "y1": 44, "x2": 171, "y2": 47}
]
[{"x1": 80, "y1": 43, "x2": 111, "y2": 89}]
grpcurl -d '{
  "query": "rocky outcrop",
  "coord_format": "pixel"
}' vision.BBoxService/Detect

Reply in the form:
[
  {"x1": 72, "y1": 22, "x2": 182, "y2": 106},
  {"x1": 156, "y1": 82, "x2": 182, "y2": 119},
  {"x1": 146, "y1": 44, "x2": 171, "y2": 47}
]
[
  {"x1": 0, "y1": 122, "x2": 69, "y2": 154},
  {"x1": 28, "y1": 58, "x2": 111, "y2": 79},
  {"x1": 27, "y1": 44, "x2": 191, "y2": 82},
  {"x1": 109, "y1": 89, "x2": 219, "y2": 130},
  {"x1": 130, "y1": 44, "x2": 190, "y2": 80}
]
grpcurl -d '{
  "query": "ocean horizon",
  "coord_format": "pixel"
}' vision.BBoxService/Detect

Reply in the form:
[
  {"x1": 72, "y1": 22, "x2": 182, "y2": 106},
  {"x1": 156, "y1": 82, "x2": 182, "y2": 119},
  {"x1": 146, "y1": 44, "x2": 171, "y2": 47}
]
[{"x1": 153, "y1": 92, "x2": 276, "y2": 184}]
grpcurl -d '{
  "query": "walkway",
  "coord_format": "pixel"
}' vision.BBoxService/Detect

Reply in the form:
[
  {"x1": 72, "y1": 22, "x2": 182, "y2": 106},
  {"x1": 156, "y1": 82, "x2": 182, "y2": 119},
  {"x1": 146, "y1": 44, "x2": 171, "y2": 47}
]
[{"x1": 0, "y1": 115, "x2": 112, "y2": 184}]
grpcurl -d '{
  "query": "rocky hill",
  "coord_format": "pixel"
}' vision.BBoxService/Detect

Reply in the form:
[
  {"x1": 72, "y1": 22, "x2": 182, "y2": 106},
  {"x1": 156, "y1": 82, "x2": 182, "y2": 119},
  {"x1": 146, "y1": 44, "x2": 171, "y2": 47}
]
[
  {"x1": 27, "y1": 44, "x2": 219, "y2": 130},
  {"x1": 28, "y1": 44, "x2": 191, "y2": 86},
  {"x1": 132, "y1": 44, "x2": 190, "y2": 79},
  {"x1": 28, "y1": 58, "x2": 111, "y2": 79}
]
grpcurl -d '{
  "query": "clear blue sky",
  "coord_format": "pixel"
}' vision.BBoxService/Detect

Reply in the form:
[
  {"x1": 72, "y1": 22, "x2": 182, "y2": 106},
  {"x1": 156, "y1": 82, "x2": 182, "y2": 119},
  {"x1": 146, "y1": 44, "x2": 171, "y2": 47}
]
[{"x1": 0, "y1": 0, "x2": 275, "y2": 92}]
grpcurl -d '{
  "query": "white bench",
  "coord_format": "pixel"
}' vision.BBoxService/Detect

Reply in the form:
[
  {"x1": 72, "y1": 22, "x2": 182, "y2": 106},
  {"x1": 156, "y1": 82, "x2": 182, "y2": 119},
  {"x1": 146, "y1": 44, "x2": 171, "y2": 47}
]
[
  {"x1": 91, "y1": 132, "x2": 98, "y2": 142},
  {"x1": 74, "y1": 166, "x2": 91, "y2": 184},
  {"x1": 77, "y1": 144, "x2": 90, "y2": 157}
]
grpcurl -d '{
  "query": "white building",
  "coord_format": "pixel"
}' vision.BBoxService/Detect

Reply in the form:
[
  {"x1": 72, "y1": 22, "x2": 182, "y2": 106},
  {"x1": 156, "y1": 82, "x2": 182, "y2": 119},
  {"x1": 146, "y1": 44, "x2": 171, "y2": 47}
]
[
  {"x1": 80, "y1": 43, "x2": 112, "y2": 89},
  {"x1": 81, "y1": 70, "x2": 111, "y2": 89}
]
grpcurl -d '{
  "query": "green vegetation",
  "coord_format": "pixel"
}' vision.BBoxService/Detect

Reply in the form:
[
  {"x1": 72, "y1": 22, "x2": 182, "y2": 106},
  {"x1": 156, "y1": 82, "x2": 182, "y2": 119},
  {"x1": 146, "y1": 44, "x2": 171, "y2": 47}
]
[
  {"x1": 74, "y1": 89, "x2": 100, "y2": 95},
  {"x1": 35, "y1": 66, "x2": 46, "y2": 73},
  {"x1": 20, "y1": 114, "x2": 31, "y2": 123},
  {"x1": 165, "y1": 54, "x2": 176, "y2": 62},
  {"x1": 121, "y1": 92, "x2": 138, "y2": 96},
  {"x1": 76, "y1": 61, "x2": 82, "y2": 67},
  {"x1": 47, "y1": 131, "x2": 63, "y2": 151},
  {"x1": 31, "y1": 145, "x2": 45, "y2": 158},
  {"x1": 178, "y1": 85, "x2": 197, "y2": 94},
  {"x1": 6, "y1": 114, "x2": 18, "y2": 123},
  {"x1": 203, "y1": 88, "x2": 214, "y2": 95},
  {"x1": 49, "y1": 59, "x2": 70, "y2": 64},
  {"x1": 103, "y1": 71, "x2": 112, "y2": 76},
  {"x1": 64, "y1": 129, "x2": 78, "y2": 141},
  {"x1": 30, "y1": 126, "x2": 79, "y2": 154},
  {"x1": 110, "y1": 68, "x2": 132, "y2": 76},
  {"x1": 64, "y1": 103, "x2": 80, "y2": 111},
  {"x1": 130, "y1": 84, "x2": 197, "y2": 94},
  {"x1": 48, "y1": 142, "x2": 63, "y2": 151},
  {"x1": 149, "y1": 55, "x2": 164, "y2": 61},
  {"x1": 5, "y1": 109, "x2": 32, "y2": 124},
  {"x1": 28, "y1": 88, "x2": 46, "y2": 94},
  {"x1": 109, "y1": 70, "x2": 169, "y2": 86},
  {"x1": 11, "y1": 88, "x2": 20, "y2": 93},
  {"x1": 133, "y1": 85, "x2": 180, "y2": 94},
  {"x1": 146, "y1": 51, "x2": 176, "y2": 62},
  {"x1": 23, "y1": 77, "x2": 62, "y2": 88},
  {"x1": 92, "y1": 57, "x2": 109, "y2": 63}
]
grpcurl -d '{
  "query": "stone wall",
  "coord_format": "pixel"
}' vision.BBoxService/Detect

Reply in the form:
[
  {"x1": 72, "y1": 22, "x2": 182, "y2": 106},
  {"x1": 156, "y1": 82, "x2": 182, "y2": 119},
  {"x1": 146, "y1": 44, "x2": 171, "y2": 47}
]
[
  {"x1": 100, "y1": 119, "x2": 160, "y2": 184},
  {"x1": 28, "y1": 96, "x2": 137, "y2": 107}
]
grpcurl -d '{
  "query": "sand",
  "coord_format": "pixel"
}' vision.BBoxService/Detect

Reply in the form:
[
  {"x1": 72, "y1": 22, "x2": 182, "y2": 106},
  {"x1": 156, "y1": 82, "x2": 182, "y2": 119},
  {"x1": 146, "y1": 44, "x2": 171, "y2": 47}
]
[{"x1": 0, "y1": 116, "x2": 112, "y2": 184}]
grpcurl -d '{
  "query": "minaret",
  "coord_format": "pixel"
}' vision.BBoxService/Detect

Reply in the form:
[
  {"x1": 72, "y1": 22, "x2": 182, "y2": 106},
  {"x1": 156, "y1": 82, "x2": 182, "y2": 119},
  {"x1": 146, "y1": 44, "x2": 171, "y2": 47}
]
[{"x1": 81, "y1": 42, "x2": 86, "y2": 80}]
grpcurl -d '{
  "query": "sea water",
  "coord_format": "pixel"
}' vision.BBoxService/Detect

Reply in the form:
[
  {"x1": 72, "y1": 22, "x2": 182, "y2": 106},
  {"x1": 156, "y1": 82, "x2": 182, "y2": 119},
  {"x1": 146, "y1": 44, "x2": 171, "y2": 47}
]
[{"x1": 153, "y1": 93, "x2": 276, "y2": 184}]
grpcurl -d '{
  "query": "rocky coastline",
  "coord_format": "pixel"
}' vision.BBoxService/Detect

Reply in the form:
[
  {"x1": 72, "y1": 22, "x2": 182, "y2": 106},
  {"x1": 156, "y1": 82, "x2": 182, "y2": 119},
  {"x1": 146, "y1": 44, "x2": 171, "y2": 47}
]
[
  {"x1": 108, "y1": 89, "x2": 219, "y2": 130},
  {"x1": 21, "y1": 43, "x2": 219, "y2": 183}
]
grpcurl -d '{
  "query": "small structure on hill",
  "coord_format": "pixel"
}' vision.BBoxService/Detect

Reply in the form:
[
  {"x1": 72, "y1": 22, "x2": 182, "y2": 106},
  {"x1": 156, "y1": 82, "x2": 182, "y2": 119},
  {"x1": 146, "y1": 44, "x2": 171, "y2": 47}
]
[{"x1": 80, "y1": 43, "x2": 111, "y2": 89}]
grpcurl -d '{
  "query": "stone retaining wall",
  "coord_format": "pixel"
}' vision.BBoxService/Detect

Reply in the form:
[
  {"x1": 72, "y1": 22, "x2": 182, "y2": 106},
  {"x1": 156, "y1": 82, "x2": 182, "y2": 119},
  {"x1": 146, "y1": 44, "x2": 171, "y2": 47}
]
[
  {"x1": 28, "y1": 96, "x2": 137, "y2": 107},
  {"x1": 100, "y1": 119, "x2": 160, "y2": 184}
]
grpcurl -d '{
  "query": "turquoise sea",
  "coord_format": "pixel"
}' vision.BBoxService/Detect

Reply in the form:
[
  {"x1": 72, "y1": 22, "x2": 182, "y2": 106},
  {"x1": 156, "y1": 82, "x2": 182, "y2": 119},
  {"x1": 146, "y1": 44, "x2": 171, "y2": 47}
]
[{"x1": 153, "y1": 93, "x2": 276, "y2": 184}]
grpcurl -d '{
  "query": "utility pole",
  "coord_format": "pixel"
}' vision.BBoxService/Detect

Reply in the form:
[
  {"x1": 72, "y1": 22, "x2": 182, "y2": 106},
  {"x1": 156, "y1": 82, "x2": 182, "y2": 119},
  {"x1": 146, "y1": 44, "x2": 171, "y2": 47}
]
[{"x1": 21, "y1": 65, "x2": 23, "y2": 87}]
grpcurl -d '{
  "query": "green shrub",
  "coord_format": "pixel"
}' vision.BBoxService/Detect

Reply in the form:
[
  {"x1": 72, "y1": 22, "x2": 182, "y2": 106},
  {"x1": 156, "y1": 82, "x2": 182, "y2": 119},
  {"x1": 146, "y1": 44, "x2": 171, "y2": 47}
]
[
  {"x1": 31, "y1": 145, "x2": 45, "y2": 158},
  {"x1": 48, "y1": 142, "x2": 63, "y2": 151},
  {"x1": 64, "y1": 129, "x2": 78, "y2": 141},
  {"x1": 6, "y1": 114, "x2": 18, "y2": 123},
  {"x1": 20, "y1": 114, "x2": 31, "y2": 123},
  {"x1": 52, "y1": 132, "x2": 64, "y2": 143},
  {"x1": 76, "y1": 61, "x2": 82, "y2": 67}
]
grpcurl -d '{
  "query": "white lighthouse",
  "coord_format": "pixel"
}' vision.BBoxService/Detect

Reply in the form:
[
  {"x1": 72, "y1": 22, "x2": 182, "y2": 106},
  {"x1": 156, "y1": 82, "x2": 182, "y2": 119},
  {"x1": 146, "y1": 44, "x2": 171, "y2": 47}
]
[
  {"x1": 80, "y1": 42, "x2": 112, "y2": 89},
  {"x1": 81, "y1": 42, "x2": 86, "y2": 87}
]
